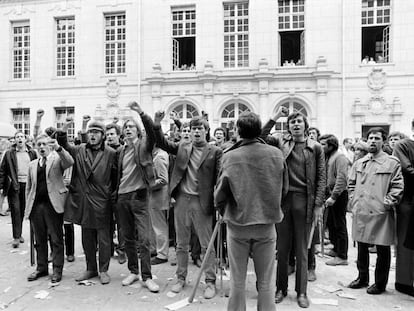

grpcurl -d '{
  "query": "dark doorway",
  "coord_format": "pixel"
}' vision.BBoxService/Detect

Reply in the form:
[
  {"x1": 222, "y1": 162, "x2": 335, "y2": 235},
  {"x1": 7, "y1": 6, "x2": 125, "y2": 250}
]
[
  {"x1": 280, "y1": 30, "x2": 302, "y2": 65},
  {"x1": 361, "y1": 124, "x2": 390, "y2": 140}
]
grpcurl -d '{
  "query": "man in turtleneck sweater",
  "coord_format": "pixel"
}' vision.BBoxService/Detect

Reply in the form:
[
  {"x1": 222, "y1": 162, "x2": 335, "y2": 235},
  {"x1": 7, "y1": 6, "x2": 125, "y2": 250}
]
[
  {"x1": 153, "y1": 111, "x2": 222, "y2": 299},
  {"x1": 0, "y1": 131, "x2": 37, "y2": 248}
]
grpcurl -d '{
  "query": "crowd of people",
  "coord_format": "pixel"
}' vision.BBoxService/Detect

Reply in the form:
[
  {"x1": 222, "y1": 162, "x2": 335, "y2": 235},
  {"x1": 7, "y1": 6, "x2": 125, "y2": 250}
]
[{"x1": 0, "y1": 103, "x2": 414, "y2": 310}]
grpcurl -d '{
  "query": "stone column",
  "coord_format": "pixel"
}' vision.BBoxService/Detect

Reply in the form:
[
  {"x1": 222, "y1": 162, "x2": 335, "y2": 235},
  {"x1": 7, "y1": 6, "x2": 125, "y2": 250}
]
[{"x1": 255, "y1": 59, "x2": 272, "y2": 121}]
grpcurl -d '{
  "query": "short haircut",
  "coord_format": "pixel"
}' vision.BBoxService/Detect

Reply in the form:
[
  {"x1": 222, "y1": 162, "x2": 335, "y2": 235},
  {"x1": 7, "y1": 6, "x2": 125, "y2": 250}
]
[
  {"x1": 14, "y1": 131, "x2": 25, "y2": 138},
  {"x1": 122, "y1": 118, "x2": 142, "y2": 137},
  {"x1": 214, "y1": 127, "x2": 226, "y2": 139},
  {"x1": 319, "y1": 134, "x2": 339, "y2": 151},
  {"x1": 343, "y1": 138, "x2": 353, "y2": 145},
  {"x1": 287, "y1": 112, "x2": 309, "y2": 134},
  {"x1": 367, "y1": 127, "x2": 387, "y2": 141},
  {"x1": 189, "y1": 116, "x2": 209, "y2": 130},
  {"x1": 353, "y1": 141, "x2": 369, "y2": 153},
  {"x1": 388, "y1": 131, "x2": 407, "y2": 140},
  {"x1": 35, "y1": 133, "x2": 49, "y2": 143},
  {"x1": 236, "y1": 112, "x2": 262, "y2": 139},
  {"x1": 308, "y1": 127, "x2": 320, "y2": 139},
  {"x1": 106, "y1": 123, "x2": 121, "y2": 136}
]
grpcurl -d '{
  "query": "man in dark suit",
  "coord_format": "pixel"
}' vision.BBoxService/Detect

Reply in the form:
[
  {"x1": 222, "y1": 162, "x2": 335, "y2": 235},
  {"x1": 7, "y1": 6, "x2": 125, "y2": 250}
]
[
  {"x1": 25, "y1": 134, "x2": 74, "y2": 283},
  {"x1": 153, "y1": 111, "x2": 222, "y2": 299}
]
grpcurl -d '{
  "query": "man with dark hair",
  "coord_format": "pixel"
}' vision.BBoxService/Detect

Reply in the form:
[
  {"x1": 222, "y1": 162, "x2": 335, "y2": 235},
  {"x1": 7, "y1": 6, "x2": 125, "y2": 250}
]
[
  {"x1": 348, "y1": 127, "x2": 403, "y2": 295},
  {"x1": 115, "y1": 102, "x2": 159, "y2": 293},
  {"x1": 392, "y1": 122, "x2": 414, "y2": 297},
  {"x1": 262, "y1": 107, "x2": 326, "y2": 308},
  {"x1": 57, "y1": 119, "x2": 117, "y2": 285},
  {"x1": 212, "y1": 127, "x2": 227, "y2": 149},
  {"x1": 319, "y1": 134, "x2": 349, "y2": 266},
  {"x1": 26, "y1": 134, "x2": 74, "y2": 283},
  {"x1": 215, "y1": 112, "x2": 287, "y2": 311},
  {"x1": 308, "y1": 127, "x2": 320, "y2": 142},
  {"x1": 153, "y1": 111, "x2": 222, "y2": 299},
  {"x1": 105, "y1": 122, "x2": 126, "y2": 264},
  {"x1": 0, "y1": 131, "x2": 37, "y2": 248}
]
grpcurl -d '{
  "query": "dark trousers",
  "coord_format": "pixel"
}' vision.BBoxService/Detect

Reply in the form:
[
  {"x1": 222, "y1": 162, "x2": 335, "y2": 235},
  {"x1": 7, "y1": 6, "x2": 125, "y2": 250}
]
[
  {"x1": 117, "y1": 189, "x2": 152, "y2": 281},
  {"x1": 81, "y1": 227, "x2": 111, "y2": 272},
  {"x1": 396, "y1": 199, "x2": 414, "y2": 286},
  {"x1": 8, "y1": 183, "x2": 26, "y2": 239},
  {"x1": 289, "y1": 237, "x2": 316, "y2": 270},
  {"x1": 276, "y1": 192, "x2": 310, "y2": 294},
  {"x1": 326, "y1": 191, "x2": 349, "y2": 259},
  {"x1": 357, "y1": 242, "x2": 391, "y2": 289},
  {"x1": 64, "y1": 223, "x2": 74, "y2": 256},
  {"x1": 30, "y1": 200, "x2": 64, "y2": 274},
  {"x1": 190, "y1": 223, "x2": 201, "y2": 260},
  {"x1": 113, "y1": 203, "x2": 125, "y2": 254}
]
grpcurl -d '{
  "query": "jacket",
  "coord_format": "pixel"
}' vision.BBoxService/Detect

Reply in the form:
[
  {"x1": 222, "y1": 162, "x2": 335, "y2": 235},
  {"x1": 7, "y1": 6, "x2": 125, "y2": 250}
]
[
  {"x1": 326, "y1": 150, "x2": 349, "y2": 200},
  {"x1": 261, "y1": 120, "x2": 326, "y2": 224},
  {"x1": 0, "y1": 144, "x2": 38, "y2": 193},
  {"x1": 214, "y1": 138, "x2": 288, "y2": 226},
  {"x1": 153, "y1": 125, "x2": 222, "y2": 216},
  {"x1": 57, "y1": 131, "x2": 118, "y2": 229},
  {"x1": 25, "y1": 148, "x2": 74, "y2": 217},
  {"x1": 148, "y1": 148, "x2": 169, "y2": 210},
  {"x1": 348, "y1": 151, "x2": 404, "y2": 245}
]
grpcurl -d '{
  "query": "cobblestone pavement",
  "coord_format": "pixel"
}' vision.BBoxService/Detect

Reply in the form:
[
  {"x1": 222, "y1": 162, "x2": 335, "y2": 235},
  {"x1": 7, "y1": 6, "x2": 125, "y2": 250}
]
[{"x1": 0, "y1": 213, "x2": 413, "y2": 311}]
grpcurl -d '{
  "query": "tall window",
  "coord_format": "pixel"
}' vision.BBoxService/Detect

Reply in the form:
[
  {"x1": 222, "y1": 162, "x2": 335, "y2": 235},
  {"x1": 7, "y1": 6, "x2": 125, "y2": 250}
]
[
  {"x1": 12, "y1": 108, "x2": 30, "y2": 135},
  {"x1": 278, "y1": 0, "x2": 305, "y2": 66},
  {"x1": 12, "y1": 21, "x2": 30, "y2": 79},
  {"x1": 104, "y1": 13, "x2": 126, "y2": 74},
  {"x1": 56, "y1": 17, "x2": 75, "y2": 77},
  {"x1": 361, "y1": 0, "x2": 391, "y2": 63},
  {"x1": 274, "y1": 101, "x2": 308, "y2": 134},
  {"x1": 224, "y1": 2, "x2": 249, "y2": 68},
  {"x1": 220, "y1": 102, "x2": 251, "y2": 127},
  {"x1": 55, "y1": 107, "x2": 75, "y2": 138},
  {"x1": 172, "y1": 7, "x2": 196, "y2": 70}
]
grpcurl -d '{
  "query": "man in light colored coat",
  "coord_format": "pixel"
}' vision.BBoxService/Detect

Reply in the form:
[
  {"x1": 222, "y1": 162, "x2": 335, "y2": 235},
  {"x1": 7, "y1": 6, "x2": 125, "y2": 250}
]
[
  {"x1": 348, "y1": 127, "x2": 404, "y2": 295},
  {"x1": 25, "y1": 134, "x2": 74, "y2": 283}
]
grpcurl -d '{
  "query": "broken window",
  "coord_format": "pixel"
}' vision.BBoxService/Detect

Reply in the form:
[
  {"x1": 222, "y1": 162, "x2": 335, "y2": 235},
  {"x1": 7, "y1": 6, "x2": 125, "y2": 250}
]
[
  {"x1": 224, "y1": 2, "x2": 249, "y2": 68},
  {"x1": 172, "y1": 8, "x2": 196, "y2": 70},
  {"x1": 361, "y1": 0, "x2": 391, "y2": 63},
  {"x1": 278, "y1": 0, "x2": 305, "y2": 66}
]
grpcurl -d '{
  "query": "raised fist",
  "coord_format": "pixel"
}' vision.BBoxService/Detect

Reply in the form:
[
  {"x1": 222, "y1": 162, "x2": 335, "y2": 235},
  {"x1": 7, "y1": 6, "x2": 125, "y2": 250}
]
[
  {"x1": 154, "y1": 110, "x2": 165, "y2": 123},
  {"x1": 128, "y1": 101, "x2": 143, "y2": 114},
  {"x1": 36, "y1": 109, "x2": 45, "y2": 118},
  {"x1": 65, "y1": 116, "x2": 74, "y2": 123},
  {"x1": 112, "y1": 116, "x2": 119, "y2": 124},
  {"x1": 82, "y1": 115, "x2": 91, "y2": 122}
]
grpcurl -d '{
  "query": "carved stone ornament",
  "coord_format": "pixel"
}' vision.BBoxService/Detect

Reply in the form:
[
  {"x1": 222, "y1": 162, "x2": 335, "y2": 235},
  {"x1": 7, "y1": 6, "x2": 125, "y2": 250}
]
[
  {"x1": 106, "y1": 79, "x2": 120, "y2": 101},
  {"x1": 368, "y1": 96, "x2": 386, "y2": 115},
  {"x1": 367, "y1": 68, "x2": 386, "y2": 92}
]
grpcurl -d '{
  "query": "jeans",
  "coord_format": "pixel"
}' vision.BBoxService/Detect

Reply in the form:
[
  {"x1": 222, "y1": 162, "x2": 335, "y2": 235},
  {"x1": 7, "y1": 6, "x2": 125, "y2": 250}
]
[
  {"x1": 8, "y1": 183, "x2": 26, "y2": 239},
  {"x1": 227, "y1": 223, "x2": 276, "y2": 311},
  {"x1": 117, "y1": 189, "x2": 152, "y2": 280},
  {"x1": 30, "y1": 200, "x2": 64, "y2": 274},
  {"x1": 175, "y1": 192, "x2": 216, "y2": 283}
]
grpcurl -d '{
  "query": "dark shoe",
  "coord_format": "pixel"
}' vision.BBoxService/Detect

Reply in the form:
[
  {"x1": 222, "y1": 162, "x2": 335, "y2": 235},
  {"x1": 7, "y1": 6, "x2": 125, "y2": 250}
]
[
  {"x1": 325, "y1": 249, "x2": 337, "y2": 257},
  {"x1": 151, "y1": 257, "x2": 168, "y2": 265},
  {"x1": 66, "y1": 255, "x2": 75, "y2": 262},
  {"x1": 75, "y1": 270, "x2": 98, "y2": 282},
  {"x1": 348, "y1": 278, "x2": 369, "y2": 289},
  {"x1": 288, "y1": 265, "x2": 295, "y2": 275},
  {"x1": 28, "y1": 270, "x2": 48, "y2": 282},
  {"x1": 12, "y1": 239, "x2": 19, "y2": 248},
  {"x1": 395, "y1": 283, "x2": 414, "y2": 297},
  {"x1": 19, "y1": 237, "x2": 24, "y2": 243},
  {"x1": 194, "y1": 258, "x2": 202, "y2": 268},
  {"x1": 367, "y1": 284, "x2": 385, "y2": 295},
  {"x1": 51, "y1": 273, "x2": 62, "y2": 283},
  {"x1": 275, "y1": 290, "x2": 287, "y2": 303},
  {"x1": 297, "y1": 294, "x2": 309, "y2": 308},
  {"x1": 150, "y1": 251, "x2": 157, "y2": 258},
  {"x1": 117, "y1": 252, "x2": 127, "y2": 264},
  {"x1": 308, "y1": 269, "x2": 316, "y2": 282}
]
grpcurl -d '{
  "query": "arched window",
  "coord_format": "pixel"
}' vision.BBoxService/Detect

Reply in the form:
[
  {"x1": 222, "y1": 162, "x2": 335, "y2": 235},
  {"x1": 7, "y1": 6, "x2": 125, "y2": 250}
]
[
  {"x1": 168, "y1": 102, "x2": 200, "y2": 132},
  {"x1": 220, "y1": 102, "x2": 251, "y2": 128},
  {"x1": 274, "y1": 100, "x2": 308, "y2": 134}
]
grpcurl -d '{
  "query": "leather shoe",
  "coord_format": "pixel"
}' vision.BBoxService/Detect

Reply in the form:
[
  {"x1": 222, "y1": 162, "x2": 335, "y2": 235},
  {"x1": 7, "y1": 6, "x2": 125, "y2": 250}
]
[
  {"x1": 100, "y1": 272, "x2": 111, "y2": 285},
  {"x1": 297, "y1": 294, "x2": 309, "y2": 308},
  {"x1": 75, "y1": 270, "x2": 98, "y2": 282},
  {"x1": 51, "y1": 273, "x2": 62, "y2": 283},
  {"x1": 307, "y1": 269, "x2": 316, "y2": 282},
  {"x1": 12, "y1": 239, "x2": 19, "y2": 248},
  {"x1": 367, "y1": 284, "x2": 385, "y2": 295},
  {"x1": 275, "y1": 290, "x2": 287, "y2": 303},
  {"x1": 118, "y1": 252, "x2": 127, "y2": 264},
  {"x1": 28, "y1": 270, "x2": 48, "y2": 282},
  {"x1": 348, "y1": 278, "x2": 369, "y2": 289},
  {"x1": 151, "y1": 257, "x2": 168, "y2": 265},
  {"x1": 395, "y1": 283, "x2": 414, "y2": 297},
  {"x1": 66, "y1": 255, "x2": 75, "y2": 262}
]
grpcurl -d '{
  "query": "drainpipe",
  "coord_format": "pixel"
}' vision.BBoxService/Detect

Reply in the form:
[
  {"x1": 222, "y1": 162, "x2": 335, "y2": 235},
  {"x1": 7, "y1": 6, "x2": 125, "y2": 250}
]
[{"x1": 341, "y1": 0, "x2": 346, "y2": 139}]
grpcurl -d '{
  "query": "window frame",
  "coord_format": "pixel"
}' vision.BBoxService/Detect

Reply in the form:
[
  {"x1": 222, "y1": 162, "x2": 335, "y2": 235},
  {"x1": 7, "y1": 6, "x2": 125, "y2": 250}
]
[
  {"x1": 104, "y1": 12, "x2": 126, "y2": 75},
  {"x1": 55, "y1": 16, "x2": 76, "y2": 77},
  {"x1": 55, "y1": 106, "x2": 75, "y2": 138},
  {"x1": 11, "y1": 108, "x2": 30, "y2": 135},
  {"x1": 273, "y1": 101, "x2": 308, "y2": 134},
  {"x1": 11, "y1": 20, "x2": 31, "y2": 80}
]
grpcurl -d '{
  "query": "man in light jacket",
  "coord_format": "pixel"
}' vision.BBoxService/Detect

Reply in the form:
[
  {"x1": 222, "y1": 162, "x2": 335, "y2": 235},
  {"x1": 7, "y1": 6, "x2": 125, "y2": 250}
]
[
  {"x1": 348, "y1": 127, "x2": 404, "y2": 295},
  {"x1": 215, "y1": 112, "x2": 288, "y2": 311}
]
